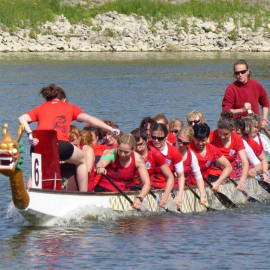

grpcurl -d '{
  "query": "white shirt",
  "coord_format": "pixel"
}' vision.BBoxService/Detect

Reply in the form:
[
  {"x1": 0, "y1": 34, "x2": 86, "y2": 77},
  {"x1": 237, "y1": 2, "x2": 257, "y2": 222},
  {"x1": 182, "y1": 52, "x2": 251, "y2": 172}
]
[
  {"x1": 243, "y1": 139, "x2": 261, "y2": 167},
  {"x1": 253, "y1": 133, "x2": 270, "y2": 157}
]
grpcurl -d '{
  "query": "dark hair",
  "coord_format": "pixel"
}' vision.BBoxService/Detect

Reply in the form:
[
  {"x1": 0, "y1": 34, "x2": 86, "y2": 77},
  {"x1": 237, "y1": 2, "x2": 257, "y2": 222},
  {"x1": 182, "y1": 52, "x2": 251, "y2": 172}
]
[
  {"x1": 218, "y1": 111, "x2": 234, "y2": 131},
  {"x1": 83, "y1": 125, "x2": 102, "y2": 140},
  {"x1": 131, "y1": 127, "x2": 148, "y2": 142},
  {"x1": 234, "y1": 118, "x2": 245, "y2": 133},
  {"x1": 40, "y1": 84, "x2": 67, "y2": 101},
  {"x1": 151, "y1": 123, "x2": 168, "y2": 136},
  {"x1": 140, "y1": 117, "x2": 156, "y2": 129},
  {"x1": 193, "y1": 123, "x2": 210, "y2": 139},
  {"x1": 233, "y1": 59, "x2": 251, "y2": 78}
]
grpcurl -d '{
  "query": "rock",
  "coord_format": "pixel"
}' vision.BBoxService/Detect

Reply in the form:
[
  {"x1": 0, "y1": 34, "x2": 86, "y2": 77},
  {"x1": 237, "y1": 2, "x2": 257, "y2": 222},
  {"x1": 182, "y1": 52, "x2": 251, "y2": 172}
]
[{"x1": 224, "y1": 18, "x2": 235, "y2": 32}]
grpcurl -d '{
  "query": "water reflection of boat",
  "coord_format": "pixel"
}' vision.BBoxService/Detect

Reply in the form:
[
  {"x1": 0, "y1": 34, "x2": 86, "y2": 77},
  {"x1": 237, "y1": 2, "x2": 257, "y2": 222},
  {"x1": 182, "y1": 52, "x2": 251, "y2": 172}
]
[{"x1": 0, "y1": 124, "x2": 269, "y2": 225}]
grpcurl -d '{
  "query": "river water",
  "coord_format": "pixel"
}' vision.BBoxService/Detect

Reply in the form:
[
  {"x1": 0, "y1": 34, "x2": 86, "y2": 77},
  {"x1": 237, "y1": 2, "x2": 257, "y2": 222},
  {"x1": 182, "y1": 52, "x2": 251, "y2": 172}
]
[{"x1": 0, "y1": 52, "x2": 270, "y2": 269}]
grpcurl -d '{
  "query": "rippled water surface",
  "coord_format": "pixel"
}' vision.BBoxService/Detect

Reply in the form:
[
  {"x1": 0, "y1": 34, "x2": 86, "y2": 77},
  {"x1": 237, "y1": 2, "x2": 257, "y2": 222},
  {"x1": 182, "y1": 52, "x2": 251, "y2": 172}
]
[{"x1": 0, "y1": 52, "x2": 270, "y2": 269}]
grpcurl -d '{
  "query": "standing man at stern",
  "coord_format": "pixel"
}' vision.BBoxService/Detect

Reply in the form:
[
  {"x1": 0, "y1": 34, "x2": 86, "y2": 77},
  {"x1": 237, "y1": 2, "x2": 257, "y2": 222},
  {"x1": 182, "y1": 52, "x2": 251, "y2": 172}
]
[{"x1": 222, "y1": 59, "x2": 269, "y2": 129}]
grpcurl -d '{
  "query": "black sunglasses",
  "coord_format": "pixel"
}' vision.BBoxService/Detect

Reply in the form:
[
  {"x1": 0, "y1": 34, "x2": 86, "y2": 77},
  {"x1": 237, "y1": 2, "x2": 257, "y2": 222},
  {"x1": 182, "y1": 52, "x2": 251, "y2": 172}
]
[
  {"x1": 151, "y1": 135, "x2": 166, "y2": 141},
  {"x1": 188, "y1": 119, "x2": 200, "y2": 125},
  {"x1": 171, "y1": 130, "x2": 179, "y2": 134},
  {"x1": 234, "y1": 70, "x2": 248, "y2": 76},
  {"x1": 177, "y1": 137, "x2": 190, "y2": 146}
]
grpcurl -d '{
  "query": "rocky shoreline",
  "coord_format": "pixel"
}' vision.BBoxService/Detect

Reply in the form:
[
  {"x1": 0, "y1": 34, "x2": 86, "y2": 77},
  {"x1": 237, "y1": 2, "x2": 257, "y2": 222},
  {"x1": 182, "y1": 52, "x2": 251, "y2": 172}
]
[{"x1": 1, "y1": 11, "x2": 270, "y2": 52}]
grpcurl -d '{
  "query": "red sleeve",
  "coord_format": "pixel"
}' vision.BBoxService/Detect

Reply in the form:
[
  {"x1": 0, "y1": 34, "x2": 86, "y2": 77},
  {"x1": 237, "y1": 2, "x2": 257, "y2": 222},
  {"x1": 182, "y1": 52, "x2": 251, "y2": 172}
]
[
  {"x1": 72, "y1": 104, "x2": 84, "y2": 120},
  {"x1": 26, "y1": 106, "x2": 40, "y2": 122},
  {"x1": 222, "y1": 84, "x2": 234, "y2": 111},
  {"x1": 170, "y1": 145, "x2": 182, "y2": 164},
  {"x1": 258, "y1": 83, "x2": 269, "y2": 108},
  {"x1": 233, "y1": 133, "x2": 245, "y2": 152}
]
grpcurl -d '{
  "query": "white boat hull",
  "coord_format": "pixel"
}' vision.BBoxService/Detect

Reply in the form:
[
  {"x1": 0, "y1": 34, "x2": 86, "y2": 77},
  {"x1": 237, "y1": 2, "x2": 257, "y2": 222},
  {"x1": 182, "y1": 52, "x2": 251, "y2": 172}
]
[{"x1": 17, "y1": 177, "x2": 269, "y2": 224}]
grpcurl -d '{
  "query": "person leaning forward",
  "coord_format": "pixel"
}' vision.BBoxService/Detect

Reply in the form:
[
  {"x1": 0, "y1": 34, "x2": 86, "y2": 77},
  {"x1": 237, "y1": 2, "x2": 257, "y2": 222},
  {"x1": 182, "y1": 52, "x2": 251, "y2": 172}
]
[{"x1": 222, "y1": 59, "x2": 269, "y2": 129}]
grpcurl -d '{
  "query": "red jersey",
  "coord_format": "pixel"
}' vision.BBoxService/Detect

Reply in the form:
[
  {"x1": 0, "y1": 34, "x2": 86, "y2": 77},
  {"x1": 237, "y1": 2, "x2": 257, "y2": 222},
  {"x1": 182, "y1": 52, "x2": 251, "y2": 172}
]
[
  {"x1": 92, "y1": 144, "x2": 109, "y2": 157},
  {"x1": 167, "y1": 132, "x2": 176, "y2": 145},
  {"x1": 26, "y1": 100, "x2": 83, "y2": 141},
  {"x1": 134, "y1": 146, "x2": 166, "y2": 182},
  {"x1": 246, "y1": 136, "x2": 263, "y2": 157},
  {"x1": 190, "y1": 141, "x2": 223, "y2": 178},
  {"x1": 98, "y1": 152, "x2": 136, "y2": 192},
  {"x1": 151, "y1": 142, "x2": 182, "y2": 189},
  {"x1": 184, "y1": 148, "x2": 197, "y2": 186},
  {"x1": 209, "y1": 130, "x2": 245, "y2": 164}
]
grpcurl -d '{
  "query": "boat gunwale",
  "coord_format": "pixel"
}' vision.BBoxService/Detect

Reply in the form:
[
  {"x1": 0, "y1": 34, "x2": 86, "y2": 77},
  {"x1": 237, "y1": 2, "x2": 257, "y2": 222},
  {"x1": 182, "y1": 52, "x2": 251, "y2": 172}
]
[{"x1": 28, "y1": 187, "x2": 167, "y2": 196}]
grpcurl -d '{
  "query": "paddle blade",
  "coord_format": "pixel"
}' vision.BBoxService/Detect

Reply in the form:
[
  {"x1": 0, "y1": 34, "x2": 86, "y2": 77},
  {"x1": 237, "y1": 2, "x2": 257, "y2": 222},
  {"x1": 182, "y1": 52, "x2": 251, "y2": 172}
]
[
  {"x1": 214, "y1": 192, "x2": 238, "y2": 209},
  {"x1": 206, "y1": 206, "x2": 216, "y2": 212},
  {"x1": 247, "y1": 196, "x2": 260, "y2": 203},
  {"x1": 258, "y1": 180, "x2": 270, "y2": 194}
]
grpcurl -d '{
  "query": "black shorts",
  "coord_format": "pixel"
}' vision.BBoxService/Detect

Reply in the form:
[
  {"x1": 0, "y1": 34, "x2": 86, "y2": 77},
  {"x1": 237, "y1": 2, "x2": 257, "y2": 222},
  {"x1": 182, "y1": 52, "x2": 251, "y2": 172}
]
[
  {"x1": 30, "y1": 140, "x2": 74, "y2": 161},
  {"x1": 58, "y1": 141, "x2": 74, "y2": 161}
]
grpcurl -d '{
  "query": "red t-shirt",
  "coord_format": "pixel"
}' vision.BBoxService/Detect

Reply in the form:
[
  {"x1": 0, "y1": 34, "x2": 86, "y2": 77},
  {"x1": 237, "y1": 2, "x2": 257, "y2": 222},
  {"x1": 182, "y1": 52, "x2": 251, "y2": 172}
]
[
  {"x1": 98, "y1": 152, "x2": 136, "y2": 192},
  {"x1": 184, "y1": 148, "x2": 197, "y2": 186},
  {"x1": 209, "y1": 130, "x2": 245, "y2": 164},
  {"x1": 135, "y1": 146, "x2": 166, "y2": 179},
  {"x1": 26, "y1": 100, "x2": 83, "y2": 141},
  {"x1": 151, "y1": 143, "x2": 182, "y2": 189},
  {"x1": 190, "y1": 141, "x2": 223, "y2": 178},
  {"x1": 246, "y1": 136, "x2": 263, "y2": 157},
  {"x1": 130, "y1": 146, "x2": 166, "y2": 186},
  {"x1": 222, "y1": 78, "x2": 269, "y2": 117},
  {"x1": 167, "y1": 132, "x2": 176, "y2": 145}
]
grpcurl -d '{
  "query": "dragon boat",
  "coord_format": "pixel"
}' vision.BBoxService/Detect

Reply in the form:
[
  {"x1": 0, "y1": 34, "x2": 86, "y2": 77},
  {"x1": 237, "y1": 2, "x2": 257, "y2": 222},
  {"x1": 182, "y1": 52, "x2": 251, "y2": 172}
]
[{"x1": 0, "y1": 123, "x2": 269, "y2": 225}]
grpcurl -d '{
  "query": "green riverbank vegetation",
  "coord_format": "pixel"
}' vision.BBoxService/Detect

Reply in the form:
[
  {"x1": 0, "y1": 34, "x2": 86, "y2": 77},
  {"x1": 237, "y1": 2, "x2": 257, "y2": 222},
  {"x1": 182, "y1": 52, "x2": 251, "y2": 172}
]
[{"x1": 1, "y1": 0, "x2": 270, "y2": 33}]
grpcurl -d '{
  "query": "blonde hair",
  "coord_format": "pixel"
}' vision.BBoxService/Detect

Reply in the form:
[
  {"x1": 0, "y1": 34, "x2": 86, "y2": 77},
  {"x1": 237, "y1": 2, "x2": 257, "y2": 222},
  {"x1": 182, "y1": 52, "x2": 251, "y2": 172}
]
[
  {"x1": 186, "y1": 110, "x2": 205, "y2": 123},
  {"x1": 152, "y1": 113, "x2": 168, "y2": 125},
  {"x1": 242, "y1": 117, "x2": 255, "y2": 135},
  {"x1": 118, "y1": 134, "x2": 136, "y2": 150},
  {"x1": 169, "y1": 116, "x2": 184, "y2": 130},
  {"x1": 178, "y1": 126, "x2": 194, "y2": 141},
  {"x1": 246, "y1": 113, "x2": 261, "y2": 130},
  {"x1": 80, "y1": 130, "x2": 93, "y2": 146}
]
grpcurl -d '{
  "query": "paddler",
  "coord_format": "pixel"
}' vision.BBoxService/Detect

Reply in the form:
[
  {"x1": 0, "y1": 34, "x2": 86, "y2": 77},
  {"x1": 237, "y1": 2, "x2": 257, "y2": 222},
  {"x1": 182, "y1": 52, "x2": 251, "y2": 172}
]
[
  {"x1": 18, "y1": 84, "x2": 120, "y2": 192},
  {"x1": 94, "y1": 134, "x2": 151, "y2": 210},
  {"x1": 222, "y1": 59, "x2": 269, "y2": 129}
]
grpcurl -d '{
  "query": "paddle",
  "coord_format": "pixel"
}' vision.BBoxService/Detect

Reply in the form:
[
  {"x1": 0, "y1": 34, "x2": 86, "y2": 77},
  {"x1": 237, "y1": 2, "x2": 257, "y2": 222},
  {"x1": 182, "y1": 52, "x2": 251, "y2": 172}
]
[
  {"x1": 103, "y1": 174, "x2": 139, "y2": 210},
  {"x1": 185, "y1": 182, "x2": 216, "y2": 211},
  {"x1": 149, "y1": 189, "x2": 170, "y2": 212},
  {"x1": 134, "y1": 176, "x2": 170, "y2": 212},
  {"x1": 255, "y1": 175, "x2": 270, "y2": 194},
  {"x1": 213, "y1": 163, "x2": 259, "y2": 203},
  {"x1": 228, "y1": 177, "x2": 260, "y2": 203},
  {"x1": 170, "y1": 191, "x2": 182, "y2": 213},
  {"x1": 203, "y1": 177, "x2": 238, "y2": 209}
]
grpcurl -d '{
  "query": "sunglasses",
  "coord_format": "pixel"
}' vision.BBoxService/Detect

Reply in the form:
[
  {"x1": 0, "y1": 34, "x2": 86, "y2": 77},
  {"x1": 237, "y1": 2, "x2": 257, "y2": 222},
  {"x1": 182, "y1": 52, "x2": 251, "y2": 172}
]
[
  {"x1": 171, "y1": 130, "x2": 179, "y2": 134},
  {"x1": 234, "y1": 70, "x2": 248, "y2": 76},
  {"x1": 188, "y1": 119, "x2": 200, "y2": 125},
  {"x1": 177, "y1": 137, "x2": 190, "y2": 146},
  {"x1": 151, "y1": 135, "x2": 166, "y2": 142}
]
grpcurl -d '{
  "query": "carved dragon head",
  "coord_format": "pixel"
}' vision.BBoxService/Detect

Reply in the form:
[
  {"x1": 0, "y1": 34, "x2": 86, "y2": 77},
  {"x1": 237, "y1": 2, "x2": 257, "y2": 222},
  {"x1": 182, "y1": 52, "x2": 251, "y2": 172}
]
[{"x1": 0, "y1": 123, "x2": 24, "y2": 174}]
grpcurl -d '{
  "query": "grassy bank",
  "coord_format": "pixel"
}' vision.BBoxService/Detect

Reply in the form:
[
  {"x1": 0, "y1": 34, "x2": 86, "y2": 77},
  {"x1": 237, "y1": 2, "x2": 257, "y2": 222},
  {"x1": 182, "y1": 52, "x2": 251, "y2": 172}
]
[{"x1": 1, "y1": 0, "x2": 270, "y2": 32}]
